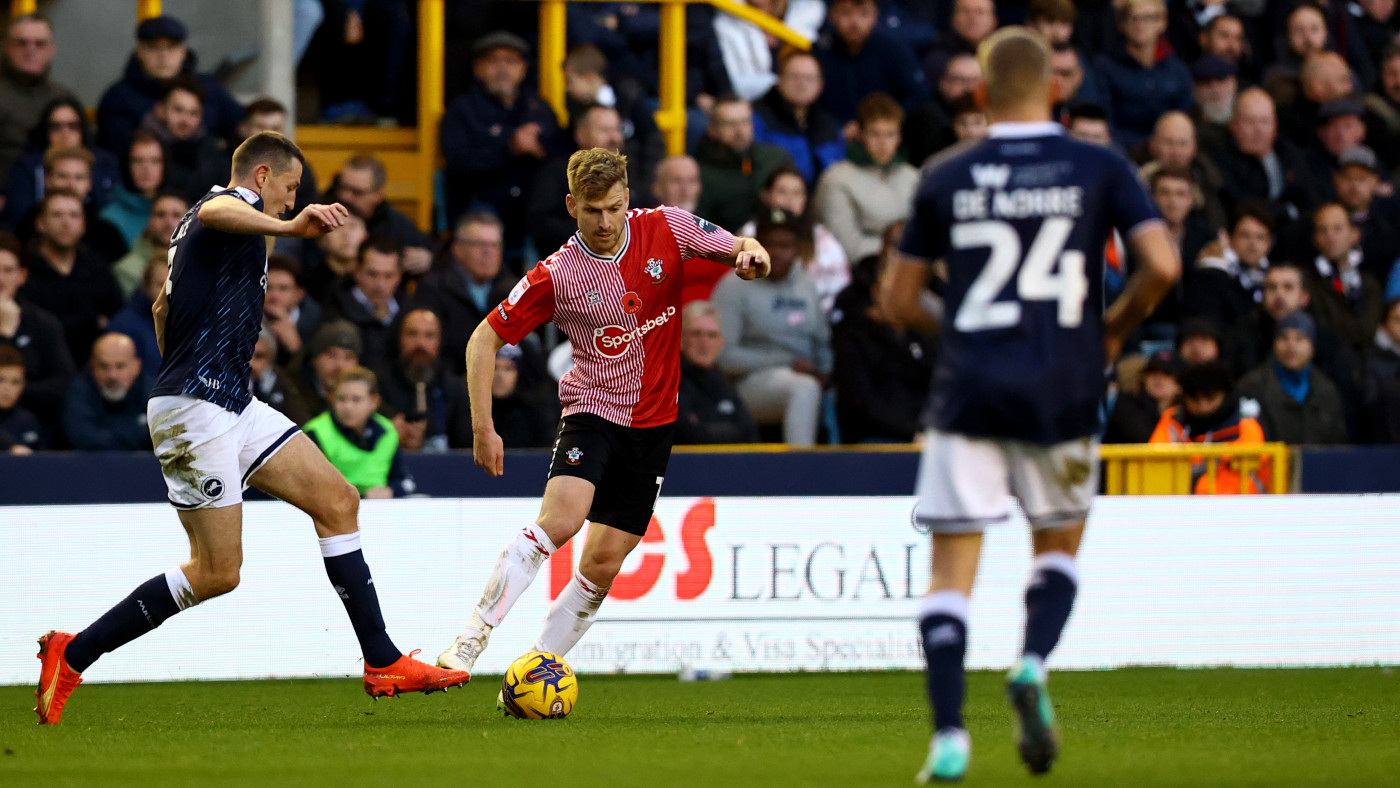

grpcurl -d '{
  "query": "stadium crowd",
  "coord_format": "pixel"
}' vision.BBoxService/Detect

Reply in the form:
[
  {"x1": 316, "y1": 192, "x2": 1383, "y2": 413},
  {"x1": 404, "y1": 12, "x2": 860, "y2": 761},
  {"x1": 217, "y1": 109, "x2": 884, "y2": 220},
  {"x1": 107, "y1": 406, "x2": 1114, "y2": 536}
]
[{"x1": 4, "y1": 0, "x2": 1400, "y2": 478}]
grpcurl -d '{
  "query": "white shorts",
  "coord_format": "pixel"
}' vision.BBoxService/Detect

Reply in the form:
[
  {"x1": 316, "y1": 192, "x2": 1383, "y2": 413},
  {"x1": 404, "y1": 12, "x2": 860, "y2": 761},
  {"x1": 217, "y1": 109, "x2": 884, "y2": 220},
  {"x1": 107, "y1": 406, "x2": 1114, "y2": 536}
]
[
  {"x1": 912, "y1": 429, "x2": 1099, "y2": 533},
  {"x1": 148, "y1": 395, "x2": 300, "y2": 510}
]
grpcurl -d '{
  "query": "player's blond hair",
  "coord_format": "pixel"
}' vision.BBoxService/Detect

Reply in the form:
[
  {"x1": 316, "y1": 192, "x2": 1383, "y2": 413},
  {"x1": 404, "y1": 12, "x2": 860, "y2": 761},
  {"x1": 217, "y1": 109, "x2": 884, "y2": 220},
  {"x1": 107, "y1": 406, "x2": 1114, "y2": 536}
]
[
  {"x1": 567, "y1": 147, "x2": 629, "y2": 201},
  {"x1": 977, "y1": 26, "x2": 1052, "y2": 112}
]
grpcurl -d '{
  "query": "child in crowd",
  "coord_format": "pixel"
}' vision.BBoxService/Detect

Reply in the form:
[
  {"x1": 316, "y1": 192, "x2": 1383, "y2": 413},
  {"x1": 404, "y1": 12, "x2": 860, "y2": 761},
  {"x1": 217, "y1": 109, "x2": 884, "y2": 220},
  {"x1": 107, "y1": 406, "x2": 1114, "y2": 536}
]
[
  {"x1": 304, "y1": 367, "x2": 416, "y2": 498},
  {"x1": 0, "y1": 346, "x2": 42, "y2": 454}
]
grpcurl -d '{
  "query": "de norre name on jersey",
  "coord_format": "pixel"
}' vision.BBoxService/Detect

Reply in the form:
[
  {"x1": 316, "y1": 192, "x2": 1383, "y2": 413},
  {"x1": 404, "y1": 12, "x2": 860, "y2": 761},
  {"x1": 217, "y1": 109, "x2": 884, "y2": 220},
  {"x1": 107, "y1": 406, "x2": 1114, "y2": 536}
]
[{"x1": 952, "y1": 168, "x2": 1084, "y2": 222}]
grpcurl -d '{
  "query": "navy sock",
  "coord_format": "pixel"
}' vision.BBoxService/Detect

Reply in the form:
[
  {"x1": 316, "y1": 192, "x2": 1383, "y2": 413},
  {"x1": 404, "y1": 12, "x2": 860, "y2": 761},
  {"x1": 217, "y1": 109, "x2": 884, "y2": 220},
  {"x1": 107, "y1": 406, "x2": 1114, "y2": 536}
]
[
  {"x1": 323, "y1": 545, "x2": 401, "y2": 668},
  {"x1": 1022, "y1": 553, "x2": 1079, "y2": 661},
  {"x1": 66, "y1": 574, "x2": 183, "y2": 673},
  {"x1": 919, "y1": 591, "x2": 969, "y2": 732}
]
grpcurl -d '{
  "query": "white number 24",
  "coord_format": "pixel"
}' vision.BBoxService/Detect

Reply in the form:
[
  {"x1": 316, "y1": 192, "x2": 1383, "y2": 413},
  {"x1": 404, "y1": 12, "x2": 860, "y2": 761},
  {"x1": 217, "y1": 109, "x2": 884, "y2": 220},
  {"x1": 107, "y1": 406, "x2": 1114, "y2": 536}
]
[{"x1": 951, "y1": 217, "x2": 1087, "y2": 331}]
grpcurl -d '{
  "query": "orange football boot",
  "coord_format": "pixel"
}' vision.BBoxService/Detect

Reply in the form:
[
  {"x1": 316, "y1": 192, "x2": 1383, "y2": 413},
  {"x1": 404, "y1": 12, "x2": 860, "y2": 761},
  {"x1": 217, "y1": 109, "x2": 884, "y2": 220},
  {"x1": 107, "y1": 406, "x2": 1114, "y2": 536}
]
[
  {"x1": 363, "y1": 649, "x2": 471, "y2": 698},
  {"x1": 35, "y1": 631, "x2": 83, "y2": 725}
]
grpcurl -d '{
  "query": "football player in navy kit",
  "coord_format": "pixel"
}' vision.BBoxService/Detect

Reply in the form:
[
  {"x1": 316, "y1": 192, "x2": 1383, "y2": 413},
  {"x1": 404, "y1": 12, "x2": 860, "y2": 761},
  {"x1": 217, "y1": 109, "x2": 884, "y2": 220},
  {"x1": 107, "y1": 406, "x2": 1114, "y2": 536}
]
[
  {"x1": 884, "y1": 29, "x2": 1181, "y2": 781},
  {"x1": 34, "y1": 132, "x2": 471, "y2": 725}
]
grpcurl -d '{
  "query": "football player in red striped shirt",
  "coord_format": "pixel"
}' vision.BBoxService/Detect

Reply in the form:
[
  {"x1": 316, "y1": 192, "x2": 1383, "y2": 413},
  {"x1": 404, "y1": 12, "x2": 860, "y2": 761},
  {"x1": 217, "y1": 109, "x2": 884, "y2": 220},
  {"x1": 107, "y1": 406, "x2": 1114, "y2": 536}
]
[{"x1": 437, "y1": 148, "x2": 770, "y2": 679}]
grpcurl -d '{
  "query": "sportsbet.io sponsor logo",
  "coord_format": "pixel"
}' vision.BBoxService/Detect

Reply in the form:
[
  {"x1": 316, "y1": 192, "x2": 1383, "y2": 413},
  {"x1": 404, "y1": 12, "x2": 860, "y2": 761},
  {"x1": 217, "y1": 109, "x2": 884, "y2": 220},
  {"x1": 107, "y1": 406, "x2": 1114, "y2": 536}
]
[{"x1": 592, "y1": 306, "x2": 677, "y2": 357}]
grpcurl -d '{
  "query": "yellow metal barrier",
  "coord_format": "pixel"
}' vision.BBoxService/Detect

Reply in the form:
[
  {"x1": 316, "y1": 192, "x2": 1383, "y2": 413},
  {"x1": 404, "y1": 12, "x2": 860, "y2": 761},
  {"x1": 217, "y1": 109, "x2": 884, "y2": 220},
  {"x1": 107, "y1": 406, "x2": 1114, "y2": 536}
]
[{"x1": 1100, "y1": 443, "x2": 1290, "y2": 495}]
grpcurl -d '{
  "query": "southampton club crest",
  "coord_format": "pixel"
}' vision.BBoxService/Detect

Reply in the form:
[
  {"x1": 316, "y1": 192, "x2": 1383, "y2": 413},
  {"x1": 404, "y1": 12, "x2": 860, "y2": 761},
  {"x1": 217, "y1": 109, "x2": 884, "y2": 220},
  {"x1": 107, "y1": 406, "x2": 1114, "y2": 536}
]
[
  {"x1": 644, "y1": 257, "x2": 667, "y2": 284},
  {"x1": 565, "y1": 447, "x2": 583, "y2": 465}
]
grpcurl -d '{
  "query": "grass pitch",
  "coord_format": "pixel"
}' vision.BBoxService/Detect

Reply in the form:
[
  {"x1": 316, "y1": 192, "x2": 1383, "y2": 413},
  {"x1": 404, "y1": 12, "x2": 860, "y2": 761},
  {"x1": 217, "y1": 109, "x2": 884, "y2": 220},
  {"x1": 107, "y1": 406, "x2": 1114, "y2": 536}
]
[{"x1": 1, "y1": 667, "x2": 1396, "y2": 786}]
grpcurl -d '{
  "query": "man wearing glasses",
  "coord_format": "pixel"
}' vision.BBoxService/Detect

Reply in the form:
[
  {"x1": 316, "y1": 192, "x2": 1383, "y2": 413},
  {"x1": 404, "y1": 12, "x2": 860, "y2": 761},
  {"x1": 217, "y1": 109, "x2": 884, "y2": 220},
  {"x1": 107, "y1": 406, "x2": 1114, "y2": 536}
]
[
  {"x1": 409, "y1": 212, "x2": 516, "y2": 376},
  {"x1": 0, "y1": 14, "x2": 70, "y2": 180},
  {"x1": 331, "y1": 155, "x2": 435, "y2": 277}
]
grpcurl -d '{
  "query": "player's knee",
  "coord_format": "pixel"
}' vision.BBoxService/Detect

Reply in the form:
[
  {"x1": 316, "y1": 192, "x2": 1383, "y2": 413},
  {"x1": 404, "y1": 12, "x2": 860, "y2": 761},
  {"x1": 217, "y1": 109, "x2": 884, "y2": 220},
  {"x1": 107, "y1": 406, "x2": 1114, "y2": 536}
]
[
  {"x1": 578, "y1": 551, "x2": 624, "y2": 587},
  {"x1": 198, "y1": 567, "x2": 241, "y2": 599},
  {"x1": 535, "y1": 512, "x2": 584, "y2": 546},
  {"x1": 320, "y1": 481, "x2": 360, "y2": 533}
]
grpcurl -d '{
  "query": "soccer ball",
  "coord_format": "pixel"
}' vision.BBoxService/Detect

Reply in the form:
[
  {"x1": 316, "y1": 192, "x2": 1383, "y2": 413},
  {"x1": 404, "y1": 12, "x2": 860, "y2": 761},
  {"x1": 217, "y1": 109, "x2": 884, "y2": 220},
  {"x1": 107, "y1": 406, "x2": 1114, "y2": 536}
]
[{"x1": 501, "y1": 651, "x2": 578, "y2": 719}]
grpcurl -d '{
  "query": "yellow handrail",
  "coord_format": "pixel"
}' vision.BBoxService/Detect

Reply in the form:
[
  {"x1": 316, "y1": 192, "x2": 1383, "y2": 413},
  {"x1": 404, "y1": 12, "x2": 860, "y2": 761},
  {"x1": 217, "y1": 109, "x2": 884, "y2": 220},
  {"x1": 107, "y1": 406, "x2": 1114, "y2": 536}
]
[
  {"x1": 1100, "y1": 443, "x2": 1290, "y2": 495},
  {"x1": 10, "y1": 1, "x2": 35, "y2": 16},
  {"x1": 416, "y1": 0, "x2": 444, "y2": 231},
  {"x1": 537, "y1": 0, "x2": 812, "y2": 155},
  {"x1": 137, "y1": 0, "x2": 162, "y2": 21}
]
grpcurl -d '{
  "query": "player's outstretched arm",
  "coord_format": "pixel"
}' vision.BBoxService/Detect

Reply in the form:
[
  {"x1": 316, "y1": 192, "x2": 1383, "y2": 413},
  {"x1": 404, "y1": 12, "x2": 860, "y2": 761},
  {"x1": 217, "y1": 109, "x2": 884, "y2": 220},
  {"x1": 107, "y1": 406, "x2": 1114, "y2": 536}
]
[
  {"x1": 1105, "y1": 223, "x2": 1182, "y2": 362},
  {"x1": 881, "y1": 253, "x2": 942, "y2": 336},
  {"x1": 465, "y1": 319, "x2": 508, "y2": 477},
  {"x1": 713, "y1": 236, "x2": 772, "y2": 280},
  {"x1": 198, "y1": 196, "x2": 349, "y2": 239}
]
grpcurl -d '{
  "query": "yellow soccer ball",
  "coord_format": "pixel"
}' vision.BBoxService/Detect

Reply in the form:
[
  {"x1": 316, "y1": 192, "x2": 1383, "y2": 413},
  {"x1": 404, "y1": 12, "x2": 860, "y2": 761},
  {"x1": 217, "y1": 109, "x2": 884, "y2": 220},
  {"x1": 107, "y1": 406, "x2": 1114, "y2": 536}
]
[{"x1": 501, "y1": 651, "x2": 578, "y2": 719}]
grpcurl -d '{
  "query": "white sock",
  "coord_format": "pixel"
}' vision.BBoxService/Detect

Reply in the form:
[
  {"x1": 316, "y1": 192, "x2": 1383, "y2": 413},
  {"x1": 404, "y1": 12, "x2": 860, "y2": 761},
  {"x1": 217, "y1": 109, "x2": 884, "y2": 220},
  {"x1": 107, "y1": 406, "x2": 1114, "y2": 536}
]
[
  {"x1": 473, "y1": 524, "x2": 556, "y2": 629},
  {"x1": 533, "y1": 569, "x2": 609, "y2": 656},
  {"x1": 164, "y1": 567, "x2": 199, "y2": 610}
]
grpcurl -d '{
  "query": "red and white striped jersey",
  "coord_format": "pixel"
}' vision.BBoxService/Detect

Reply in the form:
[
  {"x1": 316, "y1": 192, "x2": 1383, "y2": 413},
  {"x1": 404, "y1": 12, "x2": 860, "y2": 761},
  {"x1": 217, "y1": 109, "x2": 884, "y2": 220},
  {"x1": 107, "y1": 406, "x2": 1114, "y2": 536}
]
[{"x1": 487, "y1": 205, "x2": 737, "y2": 427}]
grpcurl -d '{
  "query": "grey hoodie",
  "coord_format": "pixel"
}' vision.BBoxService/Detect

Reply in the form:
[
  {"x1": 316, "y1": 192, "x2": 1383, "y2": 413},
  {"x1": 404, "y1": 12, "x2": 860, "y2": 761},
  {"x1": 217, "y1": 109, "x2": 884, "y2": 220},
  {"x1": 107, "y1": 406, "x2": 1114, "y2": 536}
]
[{"x1": 711, "y1": 263, "x2": 832, "y2": 377}]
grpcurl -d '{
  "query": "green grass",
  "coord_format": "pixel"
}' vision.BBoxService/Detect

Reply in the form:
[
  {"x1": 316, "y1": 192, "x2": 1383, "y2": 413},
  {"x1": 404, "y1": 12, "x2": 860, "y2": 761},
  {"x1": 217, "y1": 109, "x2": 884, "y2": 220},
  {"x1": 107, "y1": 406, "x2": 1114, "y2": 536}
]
[{"x1": 1, "y1": 668, "x2": 1397, "y2": 786}]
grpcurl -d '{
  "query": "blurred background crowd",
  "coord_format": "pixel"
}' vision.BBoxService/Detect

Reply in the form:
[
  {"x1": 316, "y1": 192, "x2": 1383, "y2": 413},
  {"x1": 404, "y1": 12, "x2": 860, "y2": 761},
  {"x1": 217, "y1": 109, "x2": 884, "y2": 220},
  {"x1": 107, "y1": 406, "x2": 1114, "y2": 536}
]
[{"x1": 3, "y1": 0, "x2": 1400, "y2": 479}]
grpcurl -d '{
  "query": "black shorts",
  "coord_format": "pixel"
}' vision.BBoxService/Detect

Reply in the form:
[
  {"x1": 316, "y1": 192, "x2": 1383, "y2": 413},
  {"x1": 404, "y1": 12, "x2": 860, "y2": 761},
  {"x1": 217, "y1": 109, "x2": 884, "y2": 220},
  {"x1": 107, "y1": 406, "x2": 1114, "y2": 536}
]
[{"x1": 547, "y1": 412, "x2": 675, "y2": 536}]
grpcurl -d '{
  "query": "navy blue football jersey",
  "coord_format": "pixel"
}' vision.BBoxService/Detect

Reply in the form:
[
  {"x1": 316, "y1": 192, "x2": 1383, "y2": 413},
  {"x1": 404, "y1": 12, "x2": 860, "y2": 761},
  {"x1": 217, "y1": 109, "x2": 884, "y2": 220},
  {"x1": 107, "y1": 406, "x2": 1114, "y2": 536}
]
[
  {"x1": 151, "y1": 186, "x2": 269, "y2": 413},
  {"x1": 900, "y1": 122, "x2": 1161, "y2": 445}
]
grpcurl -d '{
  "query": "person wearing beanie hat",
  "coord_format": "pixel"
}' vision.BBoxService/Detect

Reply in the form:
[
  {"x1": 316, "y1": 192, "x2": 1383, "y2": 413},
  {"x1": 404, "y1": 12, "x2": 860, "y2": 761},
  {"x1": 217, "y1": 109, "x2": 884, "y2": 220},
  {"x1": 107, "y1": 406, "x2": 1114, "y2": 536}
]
[
  {"x1": 1237, "y1": 310, "x2": 1349, "y2": 445},
  {"x1": 280, "y1": 318, "x2": 363, "y2": 423},
  {"x1": 1149, "y1": 360, "x2": 1267, "y2": 494},
  {"x1": 95, "y1": 15, "x2": 244, "y2": 155},
  {"x1": 1177, "y1": 314, "x2": 1224, "y2": 365},
  {"x1": 1104, "y1": 349, "x2": 1182, "y2": 444}
]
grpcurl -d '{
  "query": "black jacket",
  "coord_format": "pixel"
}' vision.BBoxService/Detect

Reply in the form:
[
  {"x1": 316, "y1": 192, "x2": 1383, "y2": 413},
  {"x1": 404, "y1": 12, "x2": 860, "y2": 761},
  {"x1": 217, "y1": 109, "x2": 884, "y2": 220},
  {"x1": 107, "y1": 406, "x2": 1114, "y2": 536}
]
[
  {"x1": 0, "y1": 300, "x2": 74, "y2": 427},
  {"x1": 96, "y1": 50, "x2": 244, "y2": 155},
  {"x1": 492, "y1": 391, "x2": 557, "y2": 450},
  {"x1": 320, "y1": 279, "x2": 399, "y2": 372},
  {"x1": 410, "y1": 266, "x2": 515, "y2": 376},
  {"x1": 19, "y1": 247, "x2": 123, "y2": 365},
  {"x1": 831, "y1": 304, "x2": 934, "y2": 443},
  {"x1": 1104, "y1": 391, "x2": 1167, "y2": 445},
  {"x1": 61, "y1": 371, "x2": 153, "y2": 451},
  {"x1": 676, "y1": 358, "x2": 758, "y2": 445},
  {"x1": 1206, "y1": 136, "x2": 1316, "y2": 223},
  {"x1": 0, "y1": 404, "x2": 42, "y2": 450},
  {"x1": 376, "y1": 359, "x2": 472, "y2": 451}
]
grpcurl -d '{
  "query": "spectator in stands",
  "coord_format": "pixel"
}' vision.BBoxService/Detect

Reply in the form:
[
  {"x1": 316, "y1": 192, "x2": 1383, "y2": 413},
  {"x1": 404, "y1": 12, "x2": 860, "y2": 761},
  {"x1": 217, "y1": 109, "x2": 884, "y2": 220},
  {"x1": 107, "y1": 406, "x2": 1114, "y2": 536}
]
[
  {"x1": 694, "y1": 94, "x2": 793, "y2": 233},
  {"x1": 923, "y1": 0, "x2": 997, "y2": 91},
  {"x1": 1150, "y1": 167, "x2": 1215, "y2": 279},
  {"x1": 753, "y1": 51, "x2": 845, "y2": 184},
  {"x1": 677, "y1": 300, "x2": 759, "y2": 445},
  {"x1": 1185, "y1": 202, "x2": 1274, "y2": 331},
  {"x1": 250, "y1": 326, "x2": 310, "y2": 427},
  {"x1": 0, "y1": 345, "x2": 41, "y2": 453},
  {"x1": 441, "y1": 31, "x2": 562, "y2": 252},
  {"x1": 1354, "y1": 0, "x2": 1399, "y2": 69},
  {"x1": 1303, "y1": 98, "x2": 1370, "y2": 202},
  {"x1": 100, "y1": 130, "x2": 166, "y2": 247},
  {"x1": 1281, "y1": 52, "x2": 1355, "y2": 153},
  {"x1": 1178, "y1": 315, "x2": 1224, "y2": 366},
  {"x1": 62, "y1": 332, "x2": 151, "y2": 451},
  {"x1": 905, "y1": 53, "x2": 982, "y2": 166},
  {"x1": 831, "y1": 244, "x2": 934, "y2": 443},
  {"x1": 377, "y1": 308, "x2": 471, "y2": 453},
  {"x1": 1066, "y1": 103, "x2": 1114, "y2": 147},
  {"x1": 0, "y1": 14, "x2": 71, "y2": 183},
  {"x1": 737, "y1": 166, "x2": 850, "y2": 314},
  {"x1": 1332, "y1": 145, "x2": 1400, "y2": 280},
  {"x1": 713, "y1": 0, "x2": 825, "y2": 102},
  {"x1": 331, "y1": 155, "x2": 433, "y2": 277},
  {"x1": 235, "y1": 97, "x2": 320, "y2": 220},
  {"x1": 1141, "y1": 111, "x2": 1227, "y2": 229},
  {"x1": 1149, "y1": 360, "x2": 1266, "y2": 495},
  {"x1": 106, "y1": 254, "x2": 165, "y2": 374},
  {"x1": 561, "y1": 44, "x2": 663, "y2": 181},
  {"x1": 1197, "y1": 14, "x2": 1253, "y2": 85},
  {"x1": 1364, "y1": 44, "x2": 1400, "y2": 172},
  {"x1": 1268, "y1": 3, "x2": 1374, "y2": 97},
  {"x1": 815, "y1": 0, "x2": 927, "y2": 126},
  {"x1": 283, "y1": 319, "x2": 362, "y2": 423},
  {"x1": 1238, "y1": 311, "x2": 1349, "y2": 444},
  {"x1": 97, "y1": 15, "x2": 242, "y2": 155},
  {"x1": 1027, "y1": 0, "x2": 1077, "y2": 48},
  {"x1": 490, "y1": 344, "x2": 556, "y2": 449},
  {"x1": 138, "y1": 78, "x2": 229, "y2": 204},
  {"x1": 305, "y1": 367, "x2": 415, "y2": 498},
  {"x1": 112, "y1": 191, "x2": 184, "y2": 299},
  {"x1": 652, "y1": 154, "x2": 702, "y2": 213},
  {"x1": 1309, "y1": 202, "x2": 1384, "y2": 349},
  {"x1": 949, "y1": 95, "x2": 988, "y2": 143},
  {"x1": 528, "y1": 104, "x2": 628, "y2": 256},
  {"x1": 0, "y1": 230, "x2": 72, "y2": 429},
  {"x1": 1207, "y1": 88, "x2": 1313, "y2": 221},
  {"x1": 1105, "y1": 349, "x2": 1180, "y2": 444},
  {"x1": 1191, "y1": 56, "x2": 1238, "y2": 150},
  {"x1": 1092, "y1": 0, "x2": 1194, "y2": 149},
  {"x1": 323, "y1": 235, "x2": 403, "y2": 372},
  {"x1": 301, "y1": 0, "x2": 412, "y2": 123},
  {"x1": 304, "y1": 211, "x2": 366, "y2": 301},
  {"x1": 1232, "y1": 260, "x2": 1361, "y2": 390},
  {"x1": 814, "y1": 94, "x2": 919, "y2": 263},
  {"x1": 4, "y1": 97, "x2": 120, "y2": 223},
  {"x1": 712, "y1": 210, "x2": 830, "y2": 447},
  {"x1": 1364, "y1": 297, "x2": 1400, "y2": 442},
  {"x1": 263, "y1": 255, "x2": 321, "y2": 365},
  {"x1": 1049, "y1": 46, "x2": 1105, "y2": 128},
  {"x1": 412, "y1": 212, "x2": 514, "y2": 376},
  {"x1": 20, "y1": 192, "x2": 122, "y2": 365},
  {"x1": 11, "y1": 147, "x2": 129, "y2": 262}
]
